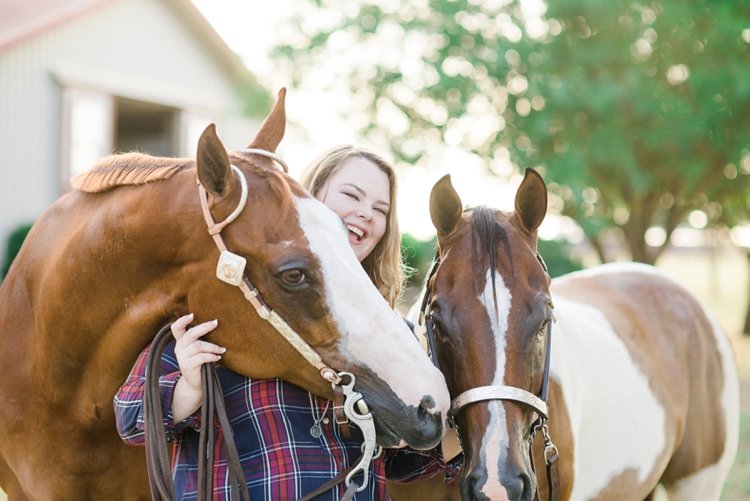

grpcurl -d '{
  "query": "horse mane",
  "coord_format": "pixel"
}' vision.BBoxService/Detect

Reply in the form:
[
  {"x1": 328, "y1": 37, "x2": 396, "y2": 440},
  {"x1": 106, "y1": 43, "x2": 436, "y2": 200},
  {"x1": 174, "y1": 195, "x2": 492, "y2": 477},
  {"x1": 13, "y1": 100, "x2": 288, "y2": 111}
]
[
  {"x1": 469, "y1": 206, "x2": 512, "y2": 312},
  {"x1": 71, "y1": 153, "x2": 191, "y2": 193}
]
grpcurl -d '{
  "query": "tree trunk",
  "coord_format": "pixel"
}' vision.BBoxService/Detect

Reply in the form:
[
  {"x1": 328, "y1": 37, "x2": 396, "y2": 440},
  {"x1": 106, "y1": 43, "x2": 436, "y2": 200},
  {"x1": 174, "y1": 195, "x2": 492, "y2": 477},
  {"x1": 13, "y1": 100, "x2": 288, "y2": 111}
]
[
  {"x1": 743, "y1": 250, "x2": 750, "y2": 336},
  {"x1": 589, "y1": 235, "x2": 608, "y2": 264}
]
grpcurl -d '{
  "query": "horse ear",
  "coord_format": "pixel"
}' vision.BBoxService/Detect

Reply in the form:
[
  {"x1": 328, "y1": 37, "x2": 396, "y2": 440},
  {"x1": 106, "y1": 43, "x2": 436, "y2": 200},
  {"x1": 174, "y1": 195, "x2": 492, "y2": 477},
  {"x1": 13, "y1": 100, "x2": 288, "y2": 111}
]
[
  {"x1": 247, "y1": 88, "x2": 287, "y2": 152},
  {"x1": 514, "y1": 168, "x2": 547, "y2": 234},
  {"x1": 196, "y1": 123, "x2": 233, "y2": 197},
  {"x1": 430, "y1": 174, "x2": 463, "y2": 236}
]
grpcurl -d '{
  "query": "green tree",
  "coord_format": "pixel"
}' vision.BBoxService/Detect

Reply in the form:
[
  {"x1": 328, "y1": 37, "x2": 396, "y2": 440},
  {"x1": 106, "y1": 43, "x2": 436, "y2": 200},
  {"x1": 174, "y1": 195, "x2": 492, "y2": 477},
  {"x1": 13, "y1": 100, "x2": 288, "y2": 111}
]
[
  {"x1": 273, "y1": 0, "x2": 750, "y2": 265},
  {"x1": 2, "y1": 223, "x2": 33, "y2": 280},
  {"x1": 515, "y1": 0, "x2": 750, "y2": 264},
  {"x1": 401, "y1": 233, "x2": 436, "y2": 288},
  {"x1": 721, "y1": 169, "x2": 750, "y2": 335}
]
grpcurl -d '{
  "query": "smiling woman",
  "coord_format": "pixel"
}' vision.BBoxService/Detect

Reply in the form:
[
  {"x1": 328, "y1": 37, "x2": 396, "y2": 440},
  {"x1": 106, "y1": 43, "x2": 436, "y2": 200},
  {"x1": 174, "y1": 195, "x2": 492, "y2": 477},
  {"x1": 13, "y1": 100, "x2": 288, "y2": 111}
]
[
  {"x1": 316, "y1": 157, "x2": 390, "y2": 261},
  {"x1": 301, "y1": 145, "x2": 405, "y2": 306}
]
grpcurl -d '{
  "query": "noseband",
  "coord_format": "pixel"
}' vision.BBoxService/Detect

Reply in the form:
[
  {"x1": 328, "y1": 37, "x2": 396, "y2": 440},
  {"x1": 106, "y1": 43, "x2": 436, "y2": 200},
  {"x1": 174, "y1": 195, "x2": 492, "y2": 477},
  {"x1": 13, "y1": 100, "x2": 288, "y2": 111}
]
[{"x1": 418, "y1": 252, "x2": 559, "y2": 501}]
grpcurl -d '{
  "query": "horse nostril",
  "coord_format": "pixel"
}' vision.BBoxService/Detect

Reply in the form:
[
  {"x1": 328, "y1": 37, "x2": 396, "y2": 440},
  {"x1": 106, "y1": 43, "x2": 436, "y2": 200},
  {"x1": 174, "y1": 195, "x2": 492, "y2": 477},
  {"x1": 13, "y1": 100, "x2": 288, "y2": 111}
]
[
  {"x1": 507, "y1": 471, "x2": 534, "y2": 501},
  {"x1": 419, "y1": 395, "x2": 436, "y2": 413},
  {"x1": 461, "y1": 471, "x2": 490, "y2": 501},
  {"x1": 409, "y1": 395, "x2": 441, "y2": 447}
]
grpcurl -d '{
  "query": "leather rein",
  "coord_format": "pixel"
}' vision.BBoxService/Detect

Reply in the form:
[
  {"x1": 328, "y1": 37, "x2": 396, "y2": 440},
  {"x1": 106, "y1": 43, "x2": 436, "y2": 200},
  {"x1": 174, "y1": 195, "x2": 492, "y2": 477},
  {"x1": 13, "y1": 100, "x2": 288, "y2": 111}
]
[
  {"x1": 144, "y1": 150, "x2": 379, "y2": 501},
  {"x1": 418, "y1": 252, "x2": 560, "y2": 501}
]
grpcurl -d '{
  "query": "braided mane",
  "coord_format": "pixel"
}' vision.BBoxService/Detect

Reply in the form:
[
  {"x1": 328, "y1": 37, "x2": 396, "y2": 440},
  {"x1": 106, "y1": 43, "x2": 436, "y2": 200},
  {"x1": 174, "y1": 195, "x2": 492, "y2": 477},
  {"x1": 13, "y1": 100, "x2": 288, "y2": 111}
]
[{"x1": 71, "y1": 153, "x2": 191, "y2": 193}]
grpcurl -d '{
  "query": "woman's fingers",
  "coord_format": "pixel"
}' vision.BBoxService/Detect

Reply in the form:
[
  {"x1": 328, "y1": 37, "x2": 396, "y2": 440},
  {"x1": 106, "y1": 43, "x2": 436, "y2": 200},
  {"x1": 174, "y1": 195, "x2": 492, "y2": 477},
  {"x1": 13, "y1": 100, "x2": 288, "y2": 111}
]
[
  {"x1": 181, "y1": 319, "x2": 220, "y2": 345},
  {"x1": 176, "y1": 340, "x2": 226, "y2": 362},
  {"x1": 182, "y1": 352, "x2": 223, "y2": 370},
  {"x1": 174, "y1": 318, "x2": 218, "y2": 343},
  {"x1": 171, "y1": 315, "x2": 226, "y2": 392},
  {"x1": 171, "y1": 313, "x2": 195, "y2": 340},
  {"x1": 173, "y1": 318, "x2": 224, "y2": 351}
]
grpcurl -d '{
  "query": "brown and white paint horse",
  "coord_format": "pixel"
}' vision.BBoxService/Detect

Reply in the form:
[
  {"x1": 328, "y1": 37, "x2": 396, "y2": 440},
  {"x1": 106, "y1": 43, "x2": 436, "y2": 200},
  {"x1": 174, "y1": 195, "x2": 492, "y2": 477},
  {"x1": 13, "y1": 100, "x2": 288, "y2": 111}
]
[
  {"x1": 390, "y1": 170, "x2": 739, "y2": 500},
  {"x1": 0, "y1": 90, "x2": 449, "y2": 499}
]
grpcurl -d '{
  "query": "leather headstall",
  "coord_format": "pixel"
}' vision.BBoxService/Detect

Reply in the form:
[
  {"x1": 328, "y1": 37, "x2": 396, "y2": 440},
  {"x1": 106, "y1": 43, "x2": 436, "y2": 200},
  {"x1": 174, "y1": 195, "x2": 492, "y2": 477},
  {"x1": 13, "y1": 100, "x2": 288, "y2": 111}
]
[{"x1": 418, "y1": 251, "x2": 559, "y2": 501}]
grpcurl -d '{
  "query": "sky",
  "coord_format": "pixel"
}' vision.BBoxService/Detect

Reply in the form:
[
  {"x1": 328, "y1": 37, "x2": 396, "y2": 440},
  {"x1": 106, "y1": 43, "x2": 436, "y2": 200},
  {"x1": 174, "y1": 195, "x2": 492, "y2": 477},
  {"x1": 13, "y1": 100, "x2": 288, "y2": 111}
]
[{"x1": 189, "y1": 0, "x2": 572, "y2": 241}]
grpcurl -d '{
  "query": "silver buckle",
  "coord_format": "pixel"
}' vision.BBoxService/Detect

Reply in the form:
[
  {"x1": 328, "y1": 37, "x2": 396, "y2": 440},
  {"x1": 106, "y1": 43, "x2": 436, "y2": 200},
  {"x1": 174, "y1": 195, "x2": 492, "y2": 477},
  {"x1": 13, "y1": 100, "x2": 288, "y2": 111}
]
[{"x1": 216, "y1": 250, "x2": 246, "y2": 286}]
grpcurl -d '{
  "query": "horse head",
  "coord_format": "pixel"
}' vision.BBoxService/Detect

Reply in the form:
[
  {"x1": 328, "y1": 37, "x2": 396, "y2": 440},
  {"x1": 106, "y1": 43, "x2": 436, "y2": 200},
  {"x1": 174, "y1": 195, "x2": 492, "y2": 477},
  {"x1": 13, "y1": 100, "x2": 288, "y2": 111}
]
[
  {"x1": 181, "y1": 89, "x2": 448, "y2": 449},
  {"x1": 424, "y1": 170, "x2": 552, "y2": 499}
]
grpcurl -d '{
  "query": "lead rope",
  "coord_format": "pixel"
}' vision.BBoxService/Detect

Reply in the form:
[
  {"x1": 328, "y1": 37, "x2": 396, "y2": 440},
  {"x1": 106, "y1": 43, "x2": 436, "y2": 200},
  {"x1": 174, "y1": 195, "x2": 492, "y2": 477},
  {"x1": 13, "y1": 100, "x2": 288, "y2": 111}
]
[
  {"x1": 144, "y1": 325, "x2": 176, "y2": 501},
  {"x1": 144, "y1": 324, "x2": 250, "y2": 501},
  {"x1": 144, "y1": 326, "x2": 375, "y2": 501}
]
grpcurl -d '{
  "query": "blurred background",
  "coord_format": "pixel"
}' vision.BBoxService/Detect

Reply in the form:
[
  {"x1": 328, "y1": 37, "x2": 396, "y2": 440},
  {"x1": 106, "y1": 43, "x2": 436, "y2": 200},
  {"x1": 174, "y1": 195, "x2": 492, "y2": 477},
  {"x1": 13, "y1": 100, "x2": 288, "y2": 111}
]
[{"x1": 0, "y1": 0, "x2": 748, "y2": 498}]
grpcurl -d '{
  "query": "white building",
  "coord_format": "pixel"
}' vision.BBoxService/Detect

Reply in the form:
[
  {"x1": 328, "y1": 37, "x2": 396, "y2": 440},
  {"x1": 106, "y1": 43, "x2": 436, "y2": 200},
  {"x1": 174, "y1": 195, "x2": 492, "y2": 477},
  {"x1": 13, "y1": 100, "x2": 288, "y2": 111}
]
[{"x1": 0, "y1": 0, "x2": 269, "y2": 251}]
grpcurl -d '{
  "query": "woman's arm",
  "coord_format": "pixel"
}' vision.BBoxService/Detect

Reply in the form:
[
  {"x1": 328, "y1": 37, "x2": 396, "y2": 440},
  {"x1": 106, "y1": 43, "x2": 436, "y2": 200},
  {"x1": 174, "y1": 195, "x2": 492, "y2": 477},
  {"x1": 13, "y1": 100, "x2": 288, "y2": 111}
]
[
  {"x1": 113, "y1": 341, "x2": 184, "y2": 445},
  {"x1": 113, "y1": 315, "x2": 224, "y2": 444}
]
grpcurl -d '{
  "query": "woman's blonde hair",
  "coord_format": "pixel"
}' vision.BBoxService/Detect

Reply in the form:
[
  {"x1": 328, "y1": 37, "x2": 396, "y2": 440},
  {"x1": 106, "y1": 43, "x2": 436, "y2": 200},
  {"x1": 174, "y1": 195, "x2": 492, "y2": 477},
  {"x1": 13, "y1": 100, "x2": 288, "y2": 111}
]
[{"x1": 300, "y1": 145, "x2": 404, "y2": 307}]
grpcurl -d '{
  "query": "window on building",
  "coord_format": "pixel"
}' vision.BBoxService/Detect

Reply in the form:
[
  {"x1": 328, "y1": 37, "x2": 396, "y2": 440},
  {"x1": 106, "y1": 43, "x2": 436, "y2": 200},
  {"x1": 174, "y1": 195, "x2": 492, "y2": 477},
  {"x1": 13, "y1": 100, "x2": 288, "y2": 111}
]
[
  {"x1": 61, "y1": 88, "x2": 114, "y2": 182},
  {"x1": 60, "y1": 87, "x2": 215, "y2": 191},
  {"x1": 114, "y1": 98, "x2": 178, "y2": 157}
]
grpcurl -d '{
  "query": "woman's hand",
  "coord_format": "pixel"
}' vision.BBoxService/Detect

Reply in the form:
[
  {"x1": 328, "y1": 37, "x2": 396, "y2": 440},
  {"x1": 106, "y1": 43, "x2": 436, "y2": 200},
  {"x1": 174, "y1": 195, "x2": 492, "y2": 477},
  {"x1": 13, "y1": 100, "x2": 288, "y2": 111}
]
[{"x1": 170, "y1": 313, "x2": 226, "y2": 423}]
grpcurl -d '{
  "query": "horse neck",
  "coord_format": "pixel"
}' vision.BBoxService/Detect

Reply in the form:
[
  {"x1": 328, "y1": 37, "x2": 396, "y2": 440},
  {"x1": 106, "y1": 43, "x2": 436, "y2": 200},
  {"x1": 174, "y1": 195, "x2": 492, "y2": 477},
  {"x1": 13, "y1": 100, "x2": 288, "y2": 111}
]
[{"x1": 22, "y1": 178, "x2": 211, "y2": 399}]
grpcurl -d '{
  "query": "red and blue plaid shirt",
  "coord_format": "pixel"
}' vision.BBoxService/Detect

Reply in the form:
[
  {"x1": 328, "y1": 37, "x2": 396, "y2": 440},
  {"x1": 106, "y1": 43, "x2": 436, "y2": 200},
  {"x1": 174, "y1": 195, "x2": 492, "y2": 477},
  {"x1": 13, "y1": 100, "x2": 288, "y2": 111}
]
[{"x1": 114, "y1": 340, "x2": 445, "y2": 500}]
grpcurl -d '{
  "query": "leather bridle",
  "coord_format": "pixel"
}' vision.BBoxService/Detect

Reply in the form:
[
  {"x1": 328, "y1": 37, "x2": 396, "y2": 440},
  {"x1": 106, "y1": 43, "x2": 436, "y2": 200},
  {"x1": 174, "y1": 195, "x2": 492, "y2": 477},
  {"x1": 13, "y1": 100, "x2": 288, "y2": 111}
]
[
  {"x1": 144, "y1": 149, "x2": 379, "y2": 501},
  {"x1": 199, "y1": 155, "x2": 343, "y2": 386},
  {"x1": 418, "y1": 252, "x2": 560, "y2": 501}
]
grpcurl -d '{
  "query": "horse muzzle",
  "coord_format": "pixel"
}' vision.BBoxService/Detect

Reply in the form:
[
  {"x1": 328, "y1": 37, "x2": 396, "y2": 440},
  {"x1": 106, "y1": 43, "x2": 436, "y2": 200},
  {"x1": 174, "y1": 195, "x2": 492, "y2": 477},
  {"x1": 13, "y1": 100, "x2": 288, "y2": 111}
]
[
  {"x1": 375, "y1": 394, "x2": 443, "y2": 449},
  {"x1": 461, "y1": 463, "x2": 536, "y2": 501}
]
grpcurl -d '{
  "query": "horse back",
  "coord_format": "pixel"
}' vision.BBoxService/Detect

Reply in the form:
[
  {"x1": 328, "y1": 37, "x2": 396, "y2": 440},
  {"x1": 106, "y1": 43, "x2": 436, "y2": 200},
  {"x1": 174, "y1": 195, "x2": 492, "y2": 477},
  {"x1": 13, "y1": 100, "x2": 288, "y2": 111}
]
[{"x1": 548, "y1": 263, "x2": 739, "y2": 499}]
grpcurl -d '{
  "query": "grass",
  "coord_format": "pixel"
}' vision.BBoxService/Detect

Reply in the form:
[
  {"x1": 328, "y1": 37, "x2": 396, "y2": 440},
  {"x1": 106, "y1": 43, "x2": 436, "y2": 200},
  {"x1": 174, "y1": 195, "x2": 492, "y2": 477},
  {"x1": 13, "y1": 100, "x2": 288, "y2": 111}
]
[
  {"x1": 722, "y1": 333, "x2": 750, "y2": 501},
  {"x1": 723, "y1": 410, "x2": 750, "y2": 500}
]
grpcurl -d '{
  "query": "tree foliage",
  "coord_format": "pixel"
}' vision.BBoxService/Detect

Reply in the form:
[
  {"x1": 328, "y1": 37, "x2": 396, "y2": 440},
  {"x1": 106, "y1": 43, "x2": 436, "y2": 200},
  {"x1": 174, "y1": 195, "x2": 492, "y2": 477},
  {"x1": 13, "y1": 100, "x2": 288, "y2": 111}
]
[
  {"x1": 273, "y1": 0, "x2": 750, "y2": 264},
  {"x1": 1, "y1": 223, "x2": 33, "y2": 280}
]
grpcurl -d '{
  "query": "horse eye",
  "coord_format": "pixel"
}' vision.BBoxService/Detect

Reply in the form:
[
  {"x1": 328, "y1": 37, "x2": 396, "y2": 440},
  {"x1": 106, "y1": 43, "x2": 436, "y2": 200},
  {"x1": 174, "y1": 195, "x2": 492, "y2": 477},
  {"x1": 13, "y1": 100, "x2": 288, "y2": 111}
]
[
  {"x1": 280, "y1": 269, "x2": 306, "y2": 287},
  {"x1": 429, "y1": 314, "x2": 447, "y2": 339}
]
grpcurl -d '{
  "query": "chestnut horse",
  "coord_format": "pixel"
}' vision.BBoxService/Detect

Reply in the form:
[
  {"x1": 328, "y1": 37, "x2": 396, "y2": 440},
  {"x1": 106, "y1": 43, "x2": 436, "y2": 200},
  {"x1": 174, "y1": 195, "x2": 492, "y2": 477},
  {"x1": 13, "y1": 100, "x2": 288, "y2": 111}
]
[
  {"x1": 389, "y1": 170, "x2": 739, "y2": 500},
  {"x1": 0, "y1": 89, "x2": 449, "y2": 499}
]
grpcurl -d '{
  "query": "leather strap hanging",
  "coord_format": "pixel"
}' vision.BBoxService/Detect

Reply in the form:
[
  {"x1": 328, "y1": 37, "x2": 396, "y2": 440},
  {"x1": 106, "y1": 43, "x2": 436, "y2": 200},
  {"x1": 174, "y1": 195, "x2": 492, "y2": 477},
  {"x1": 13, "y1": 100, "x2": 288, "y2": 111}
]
[{"x1": 144, "y1": 324, "x2": 250, "y2": 501}]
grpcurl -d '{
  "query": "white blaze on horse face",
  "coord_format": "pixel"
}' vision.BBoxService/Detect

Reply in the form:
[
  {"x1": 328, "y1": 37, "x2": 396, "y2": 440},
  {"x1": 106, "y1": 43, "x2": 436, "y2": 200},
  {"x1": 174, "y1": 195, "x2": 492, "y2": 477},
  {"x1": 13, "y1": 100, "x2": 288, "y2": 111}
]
[
  {"x1": 294, "y1": 196, "x2": 449, "y2": 418},
  {"x1": 477, "y1": 268, "x2": 513, "y2": 500},
  {"x1": 550, "y1": 296, "x2": 667, "y2": 500}
]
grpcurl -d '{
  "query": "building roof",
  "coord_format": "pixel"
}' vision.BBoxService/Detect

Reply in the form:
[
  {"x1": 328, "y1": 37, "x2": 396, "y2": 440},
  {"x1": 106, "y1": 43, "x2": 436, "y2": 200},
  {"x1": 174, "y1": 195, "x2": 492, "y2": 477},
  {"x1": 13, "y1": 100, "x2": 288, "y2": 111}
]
[
  {"x1": 0, "y1": 0, "x2": 109, "y2": 50},
  {"x1": 0, "y1": 0, "x2": 266, "y2": 94}
]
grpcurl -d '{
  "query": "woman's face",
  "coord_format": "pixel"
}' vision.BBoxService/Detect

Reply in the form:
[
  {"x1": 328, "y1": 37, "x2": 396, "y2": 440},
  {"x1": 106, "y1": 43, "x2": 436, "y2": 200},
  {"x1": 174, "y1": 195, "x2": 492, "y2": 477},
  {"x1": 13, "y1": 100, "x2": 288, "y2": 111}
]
[{"x1": 316, "y1": 157, "x2": 391, "y2": 262}]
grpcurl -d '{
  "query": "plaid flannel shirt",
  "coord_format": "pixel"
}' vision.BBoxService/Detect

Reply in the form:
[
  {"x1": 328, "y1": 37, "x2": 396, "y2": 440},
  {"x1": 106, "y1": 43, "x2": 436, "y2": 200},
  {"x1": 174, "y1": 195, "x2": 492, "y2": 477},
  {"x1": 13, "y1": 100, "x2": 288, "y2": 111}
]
[{"x1": 114, "y1": 340, "x2": 445, "y2": 500}]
